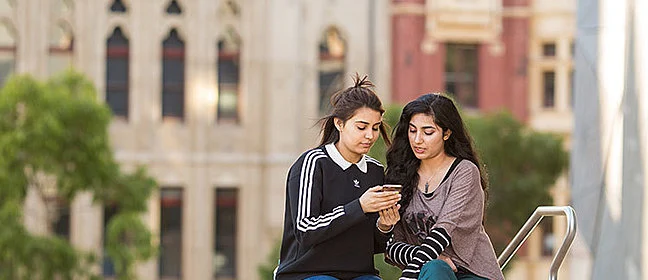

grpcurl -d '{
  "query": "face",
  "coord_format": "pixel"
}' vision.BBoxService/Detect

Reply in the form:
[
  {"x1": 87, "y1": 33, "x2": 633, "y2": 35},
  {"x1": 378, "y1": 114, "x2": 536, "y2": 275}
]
[
  {"x1": 335, "y1": 107, "x2": 383, "y2": 162},
  {"x1": 408, "y1": 113, "x2": 451, "y2": 160}
]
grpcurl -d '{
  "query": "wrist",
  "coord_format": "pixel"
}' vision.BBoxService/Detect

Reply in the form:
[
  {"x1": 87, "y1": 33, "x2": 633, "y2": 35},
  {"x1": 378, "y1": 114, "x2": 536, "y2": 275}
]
[
  {"x1": 359, "y1": 198, "x2": 369, "y2": 213},
  {"x1": 376, "y1": 218, "x2": 394, "y2": 233}
]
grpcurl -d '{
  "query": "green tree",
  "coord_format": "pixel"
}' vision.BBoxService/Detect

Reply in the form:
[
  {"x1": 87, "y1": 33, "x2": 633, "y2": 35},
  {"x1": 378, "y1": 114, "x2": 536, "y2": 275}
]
[
  {"x1": 465, "y1": 112, "x2": 568, "y2": 253},
  {"x1": 0, "y1": 72, "x2": 157, "y2": 280}
]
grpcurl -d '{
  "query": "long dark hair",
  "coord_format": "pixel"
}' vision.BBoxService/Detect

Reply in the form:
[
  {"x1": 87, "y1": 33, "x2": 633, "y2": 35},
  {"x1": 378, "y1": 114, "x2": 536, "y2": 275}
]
[
  {"x1": 385, "y1": 93, "x2": 488, "y2": 212},
  {"x1": 318, "y1": 73, "x2": 391, "y2": 147}
]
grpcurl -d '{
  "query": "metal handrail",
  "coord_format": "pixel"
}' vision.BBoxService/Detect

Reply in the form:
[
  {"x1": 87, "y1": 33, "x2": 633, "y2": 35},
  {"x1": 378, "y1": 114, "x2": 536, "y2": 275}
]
[{"x1": 497, "y1": 206, "x2": 577, "y2": 280}]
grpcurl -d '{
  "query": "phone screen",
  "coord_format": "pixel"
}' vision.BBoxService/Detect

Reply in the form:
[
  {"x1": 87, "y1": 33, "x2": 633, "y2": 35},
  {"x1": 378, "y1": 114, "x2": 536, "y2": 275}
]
[{"x1": 382, "y1": 184, "x2": 402, "y2": 193}]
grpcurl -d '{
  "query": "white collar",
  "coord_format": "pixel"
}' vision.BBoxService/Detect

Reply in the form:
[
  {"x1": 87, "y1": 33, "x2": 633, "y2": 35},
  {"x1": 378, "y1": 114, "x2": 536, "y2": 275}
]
[{"x1": 325, "y1": 143, "x2": 368, "y2": 173}]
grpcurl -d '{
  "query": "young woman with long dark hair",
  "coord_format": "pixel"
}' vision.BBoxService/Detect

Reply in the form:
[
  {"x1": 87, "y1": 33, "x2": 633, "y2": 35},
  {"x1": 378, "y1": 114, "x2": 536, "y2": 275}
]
[
  {"x1": 275, "y1": 74, "x2": 402, "y2": 280},
  {"x1": 384, "y1": 93, "x2": 503, "y2": 280}
]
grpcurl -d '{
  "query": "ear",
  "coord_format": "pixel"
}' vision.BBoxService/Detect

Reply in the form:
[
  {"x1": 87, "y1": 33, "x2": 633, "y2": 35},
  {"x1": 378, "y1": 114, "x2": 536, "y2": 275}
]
[
  {"x1": 333, "y1": 117, "x2": 344, "y2": 131},
  {"x1": 443, "y1": 130, "x2": 452, "y2": 141}
]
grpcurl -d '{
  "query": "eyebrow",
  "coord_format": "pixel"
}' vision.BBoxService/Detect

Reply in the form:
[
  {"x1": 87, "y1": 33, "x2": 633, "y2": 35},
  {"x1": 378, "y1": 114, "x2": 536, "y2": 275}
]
[
  {"x1": 355, "y1": 120, "x2": 382, "y2": 126},
  {"x1": 409, "y1": 123, "x2": 435, "y2": 129}
]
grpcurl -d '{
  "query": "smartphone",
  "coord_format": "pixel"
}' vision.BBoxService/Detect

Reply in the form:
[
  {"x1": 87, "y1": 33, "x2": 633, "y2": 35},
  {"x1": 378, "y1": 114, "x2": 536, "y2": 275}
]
[{"x1": 382, "y1": 184, "x2": 402, "y2": 193}]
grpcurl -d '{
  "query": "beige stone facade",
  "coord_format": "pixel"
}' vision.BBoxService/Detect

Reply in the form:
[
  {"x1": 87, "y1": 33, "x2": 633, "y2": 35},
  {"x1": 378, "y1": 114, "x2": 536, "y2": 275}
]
[
  {"x1": 3, "y1": 0, "x2": 392, "y2": 279},
  {"x1": 511, "y1": 0, "x2": 576, "y2": 279},
  {"x1": 2, "y1": 0, "x2": 580, "y2": 279}
]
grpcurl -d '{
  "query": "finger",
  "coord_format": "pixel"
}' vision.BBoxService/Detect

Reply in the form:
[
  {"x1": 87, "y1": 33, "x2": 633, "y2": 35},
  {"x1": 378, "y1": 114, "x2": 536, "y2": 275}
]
[
  {"x1": 380, "y1": 202, "x2": 398, "y2": 211},
  {"x1": 384, "y1": 212, "x2": 395, "y2": 223}
]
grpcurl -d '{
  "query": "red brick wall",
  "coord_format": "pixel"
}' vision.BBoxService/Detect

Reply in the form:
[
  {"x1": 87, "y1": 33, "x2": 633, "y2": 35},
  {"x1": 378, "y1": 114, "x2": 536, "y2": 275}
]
[
  {"x1": 502, "y1": 17, "x2": 530, "y2": 120},
  {"x1": 478, "y1": 44, "x2": 505, "y2": 112},
  {"x1": 391, "y1": 0, "x2": 530, "y2": 121},
  {"x1": 419, "y1": 44, "x2": 445, "y2": 97},
  {"x1": 391, "y1": 0, "x2": 444, "y2": 105},
  {"x1": 391, "y1": 10, "x2": 426, "y2": 104}
]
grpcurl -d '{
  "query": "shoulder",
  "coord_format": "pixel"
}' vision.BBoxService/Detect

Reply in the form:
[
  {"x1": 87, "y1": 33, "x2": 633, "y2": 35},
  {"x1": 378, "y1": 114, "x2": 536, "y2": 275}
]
[
  {"x1": 364, "y1": 155, "x2": 384, "y2": 169},
  {"x1": 452, "y1": 159, "x2": 481, "y2": 183},
  {"x1": 455, "y1": 159, "x2": 479, "y2": 173},
  {"x1": 289, "y1": 147, "x2": 328, "y2": 172}
]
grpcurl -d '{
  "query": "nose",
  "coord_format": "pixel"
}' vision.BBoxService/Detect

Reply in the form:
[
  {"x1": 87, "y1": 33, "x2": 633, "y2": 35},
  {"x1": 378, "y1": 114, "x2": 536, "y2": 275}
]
[
  {"x1": 414, "y1": 132, "x2": 423, "y2": 143},
  {"x1": 365, "y1": 131, "x2": 373, "y2": 139}
]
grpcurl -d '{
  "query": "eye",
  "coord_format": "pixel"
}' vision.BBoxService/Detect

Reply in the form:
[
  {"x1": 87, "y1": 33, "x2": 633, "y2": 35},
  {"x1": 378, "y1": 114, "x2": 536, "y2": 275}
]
[
  {"x1": 372, "y1": 126, "x2": 379, "y2": 131},
  {"x1": 357, "y1": 126, "x2": 367, "y2": 130},
  {"x1": 409, "y1": 129, "x2": 416, "y2": 133},
  {"x1": 424, "y1": 130, "x2": 434, "y2": 136}
]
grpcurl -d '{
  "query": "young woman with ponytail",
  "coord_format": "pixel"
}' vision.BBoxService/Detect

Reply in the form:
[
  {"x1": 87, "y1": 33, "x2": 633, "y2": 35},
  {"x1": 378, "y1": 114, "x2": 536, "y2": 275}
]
[{"x1": 275, "y1": 74, "x2": 401, "y2": 280}]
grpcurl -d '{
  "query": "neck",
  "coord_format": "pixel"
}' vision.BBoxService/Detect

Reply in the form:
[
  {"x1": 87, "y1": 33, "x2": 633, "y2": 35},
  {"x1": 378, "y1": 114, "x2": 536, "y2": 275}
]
[
  {"x1": 335, "y1": 142, "x2": 362, "y2": 163},
  {"x1": 419, "y1": 153, "x2": 450, "y2": 175}
]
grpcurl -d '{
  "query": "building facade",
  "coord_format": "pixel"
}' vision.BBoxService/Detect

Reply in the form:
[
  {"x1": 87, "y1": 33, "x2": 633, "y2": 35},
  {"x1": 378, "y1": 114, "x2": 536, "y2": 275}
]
[
  {"x1": 2, "y1": 0, "x2": 583, "y2": 278},
  {"x1": 391, "y1": 0, "x2": 575, "y2": 279},
  {"x1": 2, "y1": 0, "x2": 392, "y2": 279}
]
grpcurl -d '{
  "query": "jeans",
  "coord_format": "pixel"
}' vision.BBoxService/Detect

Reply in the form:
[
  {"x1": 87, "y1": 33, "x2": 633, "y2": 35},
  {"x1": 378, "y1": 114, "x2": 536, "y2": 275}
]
[
  {"x1": 304, "y1": 275, "x2": 381, "y2": 280},
  {"x1": 419, "y1": 259, "x2": 489, "y2": 280}
]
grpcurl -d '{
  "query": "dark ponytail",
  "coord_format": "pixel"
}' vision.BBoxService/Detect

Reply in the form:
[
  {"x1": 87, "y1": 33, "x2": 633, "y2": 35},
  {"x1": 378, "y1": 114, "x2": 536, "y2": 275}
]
[{"x1": 317, "y1": 73, "x2": 391, "y2": 147}]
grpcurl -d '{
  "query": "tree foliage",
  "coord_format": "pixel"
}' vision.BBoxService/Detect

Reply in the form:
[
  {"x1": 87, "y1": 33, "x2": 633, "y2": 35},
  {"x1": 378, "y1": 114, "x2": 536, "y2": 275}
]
[
  {"x1": 0, "y1": 72, "x2": 156, "y2": 280},
  {"x1": 465, "y1": 112, "x2": 569, "y2": 253}
]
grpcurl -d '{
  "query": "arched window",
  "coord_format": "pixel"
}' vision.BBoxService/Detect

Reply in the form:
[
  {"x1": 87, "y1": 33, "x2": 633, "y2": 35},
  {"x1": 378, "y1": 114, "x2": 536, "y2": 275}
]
[
  {"x1": 48, "y1": 22, "x2": 73, "y2": 75},
  {"x1": 165, "y1": 0, "x2": 182, "y2": 15},
  {"x1": 162, "y1": 28, "x2": 185, "y2": 120},
  {"x1": 0, "y1": 22, "x2": 16, "y2": 87},
  {"x1": 106, "y1": 27, "x2": 129, "y2": 118},
  {"x1": 318, "y1": 27, "x2": 346, "y2": 115},
  {"x1": 109, "y1": 0, "x2": 127, "y2": 13},
  {"x1": 217, "y1": 28, "x2": 241, "y2": 124}
]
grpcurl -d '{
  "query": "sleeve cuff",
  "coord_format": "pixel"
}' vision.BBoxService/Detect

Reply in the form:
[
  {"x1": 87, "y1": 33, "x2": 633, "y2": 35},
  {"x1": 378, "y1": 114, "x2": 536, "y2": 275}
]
[{"x1": 344, "y1": 199, "x2": 367, "y2": 221}]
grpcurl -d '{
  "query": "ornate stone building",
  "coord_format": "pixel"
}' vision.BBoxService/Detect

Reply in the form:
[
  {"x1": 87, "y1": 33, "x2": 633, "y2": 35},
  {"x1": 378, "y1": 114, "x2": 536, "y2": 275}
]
[
  {"x1": 1, "y1": 0, "x2": 391, "y2": 279},
  {"x1": 2, "y1": 0, "x2": 581, "y2": 279}
]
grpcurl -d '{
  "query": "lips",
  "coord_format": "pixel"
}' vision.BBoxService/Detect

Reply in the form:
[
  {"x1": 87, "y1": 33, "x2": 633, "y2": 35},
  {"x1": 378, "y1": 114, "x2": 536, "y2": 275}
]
[{"x1": 413, "y1": 147, "x2": 426, "y2": 154}]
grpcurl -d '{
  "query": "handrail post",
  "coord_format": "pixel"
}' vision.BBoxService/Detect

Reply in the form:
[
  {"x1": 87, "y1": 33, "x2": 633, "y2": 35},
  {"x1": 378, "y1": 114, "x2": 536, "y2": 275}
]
[{"x1": 497, "y1": 206, "x2": 577, "y2": 280}]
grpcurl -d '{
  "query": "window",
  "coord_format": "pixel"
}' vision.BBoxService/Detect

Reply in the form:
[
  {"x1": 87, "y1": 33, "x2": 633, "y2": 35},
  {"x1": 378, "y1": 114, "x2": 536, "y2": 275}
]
[
  {"x1": 106, "y1": 27, "x2": 129, "y2": 118},
  {"x1": 165, "y1": 0, "x2": 182, "y2": 15},
  {"x1": 570, "y1": 70, "x2": 574, "y2": 108},
  {"x1": 570, "y1": 42, "x2": 575, "y2": 57},
  {"x1": 542, "y1": 71, "x2": 555, "y2": 108},
  {"x1": 49, "y1": 23, "x2": 74, "y2": 75},
  {"x1": 445, "y1": 44, "x2": 478, "y2": 108},
  {"x1": 160, "y1": 188, "x2": 183, "y2": 279},
  {"x1": 214, "y1": 188, "x2": 238, "y2": 279},
  {"x1": 109, "y1": 0, "x2": 127, "y2": 13},
  {"x1": 318, "y1": 27, "x2": 346, "y2": 115},
  {"x1": 217, "y1": 29, "x2": 241, "y2": 124},
  {"x1": 0, "y1": 23, "x2": 15, "y2": 87},
  {"x1": 161, "y1": 29, "x2": 185, "y2": 120},
  {"x1": 540, "y1": 218, "x2": 554, "y2": 257},
  {"x1": 542, "y1": 43, "x2": 556, "y2": 57},
  {"x1": 102, "y1": 204, "x2": 119, "y2": 276},
  {"x1": 51, "y1": 197, "x2": 71, "y2": 240}
]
